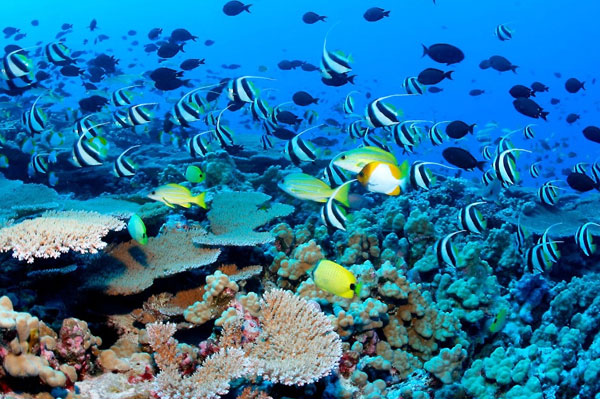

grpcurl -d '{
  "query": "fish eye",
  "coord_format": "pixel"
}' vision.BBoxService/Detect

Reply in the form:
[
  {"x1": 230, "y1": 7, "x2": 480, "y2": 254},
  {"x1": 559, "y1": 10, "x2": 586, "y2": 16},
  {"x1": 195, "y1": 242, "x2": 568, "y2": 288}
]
[
  {"x1": 151, "y1": 191, "x2": 155, "y2": 194},
  {"x1": 341, "y1": 155, "x2": 346, "y2": 160}
]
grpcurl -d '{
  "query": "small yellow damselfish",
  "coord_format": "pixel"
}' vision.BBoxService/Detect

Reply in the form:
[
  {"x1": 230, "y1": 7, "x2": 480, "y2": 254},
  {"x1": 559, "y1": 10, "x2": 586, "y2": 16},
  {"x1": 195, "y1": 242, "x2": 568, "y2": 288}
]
[{"x1": 312, "y1": 259, "x2": 361, "y2": 299}]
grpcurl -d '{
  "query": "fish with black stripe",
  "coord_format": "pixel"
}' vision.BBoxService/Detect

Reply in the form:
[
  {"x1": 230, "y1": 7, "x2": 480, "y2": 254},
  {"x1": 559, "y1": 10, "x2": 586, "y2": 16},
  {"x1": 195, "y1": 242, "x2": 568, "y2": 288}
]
[
  {"x1": 525, "y1": 241, "x2": 561, "y2": 274},
  {"x1": 127, "y1": 103, "x2": 156, "y2": 126},
  {"x1": 402, "y1": 77, "x2": 424, "y2": 95},
  {"x1": 285, "y1": 125, "x2": 320, "y2": 165},
  {"x1": 71, "y1": 134, "x2": 108, "y2": 167},
  {"x1": 529, "y1": 162, "x2": 541, "y2": 178},
  {"x1": 260, "y1": 134, "x2": 273, "y2": 150},
  {"x1": 537, "y1": 223, "x2": 562, "y2": 263},
  {"x1": 362, "y1": 132, "x2": 390, "y2": 152},
  {"x1": 113, "y1": 109, "x2": 133, "y2": 128},
  {"x1": 434, "y1": 230, "x2": 466, "y2": 269},
  {"x1": 572, "y1": 162, "x2": 587, "y2": 174},
  {"x1": 458, "y1": 201, "x2": 487, "y2": 234},
  {"x1": 409, "y1": 161, "x2": 456, "y2": 191},
  {"x1": 251, "y1": 97, "x2": 272, "y2": 121},
  {"x1": 187, "y1": 131, "x2": 212, "y2": 158},
  {"x1": 428, "y1": 121, "x2": 450, "y2": 146},
  {"x1": 482, "y1": 145, "x2": 494, "y2": 161},
  {"x1": 343, "y1": 91, "x2": 358, "y2": 117},
  {"x1": 321, "y1": 31, "x2": 353, "y2": 79},
  {"x1": 495, "y1": 23, "x2": 513, "y2": 41},
  {"x1": 492, "y1": 148, "x2": 531, "y2": 187},
  {"x1": 2, "y1": 47, "x2": 34, "y2": 80},
  {"x1": 392, "y1": 121, "x2": 424, "y2": 150},
  {"x1": 482, "y1": 169, "x2": 496, "y2": 186},
  {"x1": 214, "y1": 106, "x2": 235, "y2": 147},
  {"x1": 74, "y1": 115, "x2": 106, "y2": 138},
  {"x1": 31, "y1": 153, "x2": 49, "y2": 174},
  {"x1": 227, "y1": 76, "x2": 272, "y2": 103},
  {"x1": 45, "y1": 42, "x2": 73, "y2": 65},
  {"x1": 323, "y1": 159, "x2": 349, "y2": 188},
  {"x1": 523, "y1": 124, "x2": 535, "y2": 139},
  {"x1": 113, "y1": 145, "x2": 141, "y2": 178},
  {"x1": 170, "y1": 88, "x2": 205, "y2": 126},
  {"x1": 575, "y1": 222, "x2": 600, "y2": 256},
  {"x1": 591, "y1": 161, "x2": 600, "y2": 184},
  {"x1": 22, "y1": 95, "x2": 47, "y2": 135},
  {"x1": 320, "y1": 180, "x2": 354, "y2": 231},
  {"x1": 111, "y1": 85, "x2": 139, "y2": 107},
  {"x1": 365, "y1": 94, "x2": 409, "y2": 128},
  {"x1": 347, "y1": 120, "x2": 368, "y2": 139}
]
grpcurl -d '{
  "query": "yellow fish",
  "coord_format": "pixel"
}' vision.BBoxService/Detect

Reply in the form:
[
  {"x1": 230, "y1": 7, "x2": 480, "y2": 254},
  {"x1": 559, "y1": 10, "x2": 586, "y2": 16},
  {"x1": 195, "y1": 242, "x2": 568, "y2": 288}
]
[
  {"x1": 278, "y1": 173, "x2": 350, "y2": 206},
  {"x1": 333, "y1": 146, "x2": 398, "y2": 173},
  {"x1": 148, "y1": 183, "x2": 206, "y2": 209},
  {"x1": 357, "y1": 160, "x2": 409, "y2": 196},
  {"x1": 312, "y1": 259, "x2": 361, "y2": 298}
]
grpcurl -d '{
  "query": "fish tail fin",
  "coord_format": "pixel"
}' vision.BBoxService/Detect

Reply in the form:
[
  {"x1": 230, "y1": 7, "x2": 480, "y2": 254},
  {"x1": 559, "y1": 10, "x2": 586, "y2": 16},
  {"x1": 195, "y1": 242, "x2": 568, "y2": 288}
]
[
  {"x1": 477, "y1": 161, "x2": 487, "y2": 171},
  {"x1": 334, "y1": 181, "x2": 351, "y2": 207},
  {"x1": 511, "y1": 65, "x2": 518, "y2": 73},
  {"x1": 320, "y1": 15, "x2": 327, "y2": 21},
  {"x1": 540, "y1": 111, "x2": 549, "y2": 121},
  {"x1": 176, "y1": 71, "x2": 184, "y2": 78},
  {"x1": 353, "y1": 282, "x2": 362, "y2": 297},
  {"x1": 244, "y1": 4, "x2": 252, "y2": 12},
  {"x1": 179, "y1": 43, "x2": 186, "y2": 53},
  {"x1": 313, "y1": 98, "x2": 319, "y2": 104},
  {"x1": 421, "y1": 44, "x2": 428, "y2": 57},
  {"x1": 347, "y1": 75, "x2": 356, "y2": 84},
  {"x1": 445, "y1": 71, "x2": 454, "y2": 80},
  {"x1": 581, "y1": 82, "x2": 586, "y2": 90},
  {"x1": 193, "y1": 192, "x2": 207, "y2": 209},
  {"x1": 383, "y1": 11, "x2": 390, "y2": 17},
  {"x1": 469, "y1": 124, "x2": 476, "y2": 133},
  {"x1": 530, "y1": 90, "x2": 536, "y2": 97}
]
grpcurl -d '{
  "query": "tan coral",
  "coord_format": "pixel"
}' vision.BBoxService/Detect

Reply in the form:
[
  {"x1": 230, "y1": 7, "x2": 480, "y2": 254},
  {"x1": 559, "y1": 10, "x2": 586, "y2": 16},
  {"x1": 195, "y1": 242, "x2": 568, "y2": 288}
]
[
  {"x1": 184, "y1": 271, "x2": 239, "y2": 325},
  {"x1": 0, "y1": 210, "x2": 125, "y2": 263}
]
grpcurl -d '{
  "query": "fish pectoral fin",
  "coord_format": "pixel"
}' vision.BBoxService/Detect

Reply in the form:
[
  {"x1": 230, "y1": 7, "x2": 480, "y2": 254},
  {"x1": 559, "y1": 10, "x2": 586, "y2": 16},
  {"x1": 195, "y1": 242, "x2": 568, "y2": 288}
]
[
  {"x1": 162, "y1": 197, "x2": 175, "y2": 208},
  {"x1": 388, "y1": 186, "x2": 401, "y2": 196}
]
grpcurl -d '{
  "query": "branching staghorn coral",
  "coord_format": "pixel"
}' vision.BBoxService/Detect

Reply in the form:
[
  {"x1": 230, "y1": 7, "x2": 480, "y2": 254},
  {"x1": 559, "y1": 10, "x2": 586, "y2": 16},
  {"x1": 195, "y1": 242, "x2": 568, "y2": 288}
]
[
  {"x1": 149, "y1": 289, "x2": 342, "y2": 398},
  {"x1": 0, "y1": 210, "x2": 125, "y2": 263}
]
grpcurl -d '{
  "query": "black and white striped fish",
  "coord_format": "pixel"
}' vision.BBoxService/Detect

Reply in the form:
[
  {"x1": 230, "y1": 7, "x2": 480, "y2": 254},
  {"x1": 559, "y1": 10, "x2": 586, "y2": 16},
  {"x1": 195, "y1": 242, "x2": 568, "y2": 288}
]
[
  {"x1": 523, "y1": 124, "x2": 535, "y2": 139},
  {"x1": 514, "y1": 214, "x2": 527, "y2": 254},
  {"x1": 127, "y1": 103, "x2": 156, "y2": 126},
  {"x1": 482, "y1": 145, "x2": 494, "y2": 161},
  {"x1": 495, "y1": 24, "x2": 513, "y2": 41},
  {"x1": 434, "y1": 230, "x2": 466, "y2": 269},
  {"x1": 187, "y1": 131, "x2": 211, "y2": 157},
  {"x1": 22, "y1": 95, "x2": 47, "y2": 135},
  {"x1": 251, "y1": 97, "x2": 271, "y2": 121},
  {"x1": 492, "y1": 148, "x2": 531, "y2": 187},
  {"x1": 113, "y1": 109, "x2": 133, "y2": 128},
  {"x1": 214, "y1": 107, "x2": 235, "y2": 147},
  {"x1": 575, "y1": 222, "x2": 600, "y2": 257},
  {"x1": 320, "y1": 180, "x2": 354, "y2": 231},
  {"x1": 113, "y1": 145, "x2": 140, "y2": 178},
  {"x1": 45, "y1": 42, "x2": 72, "y2": 65},
  {"x1": 2, "y1": 47, "x2": 33, "y2": 80},
  {"x1": 286, "y1": 125, "x2": 319, "y2": 165},
  {"x1": 393, "y1": 121, "x2": 425, "y2": 149},
  {"x1": 74, "y1": 115, "x2": 105, "y2": 138},
  {"x1": 365, "y1": 94, "x2": 408, "y2": 128},
  {"x1": 260, "y1": 134, "x2": 273, "y2": 150},
  {"x1": 481, "y1": 169, "x2": 495, "y2": 186},
  {"x1": 227, "y1": 76, "x2": 271, "y2": 103},
  {"x1": 428, "y1": 121, "x2": 449, "y2": 146},
  {"x1": 572, "y1": 162, "x2": 587, "y2": 174},
  {"x1": 537, "y1": 223, "x2": 562, "y2": 263},
  {"x1": 362, "y1": 132, "x2": 390, "y2": 152},
  {"x1": 347, "y1": 120, "x2": 368, "y2": 139},
  {"x1": 529, "y1": 162, "x2": 540, "y2": 178},
  {"x1": 458, "y1": 201, "x2": 487, "y2": 234},
  {"x1": 323, "y1": 160, "x2": 349, "y2": 188},
  {"x1": 537, "y1": 181, "x2": 560, "y2": 206},
  {"x1": 591, "y1": 162, "x2": 600, "y2": 183},
  {"x1": 71, "y1": 134, "x2": 107, "y2": 167},
  {"x1": 31, "y1": 153, "x2": 48, "y2": 174},
  {"x1": 402, "y1": 77, "x2": 424, "y2": 95},
  {"x1": 111, "y1": 85, "x2": 138, "y2": 107},
  {"x1": 409, "y1": 161, "x2": 456, "y2": 191},
  {"x1": 205, "y1": 111, "x2": 217, "y2": 126},
  {"x1": 321, "y1": 35, "x2": 352, "y2": 79},
  {"x1": 343, "y1": 91, "x2": 358, "y2": 116},
  {"x1": 170, "y1": 88, "x2": 206, "y2": 127},
  {"x1": 525, "y1": 242, "x2": 559, "y2": 274}
]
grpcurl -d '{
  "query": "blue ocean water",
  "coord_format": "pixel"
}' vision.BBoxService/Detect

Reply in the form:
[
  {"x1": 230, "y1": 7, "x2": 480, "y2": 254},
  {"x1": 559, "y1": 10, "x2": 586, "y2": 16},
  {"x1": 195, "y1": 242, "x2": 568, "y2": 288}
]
[{"x1": 0, "y1": 0, "x2": 600, "y2": 398}]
